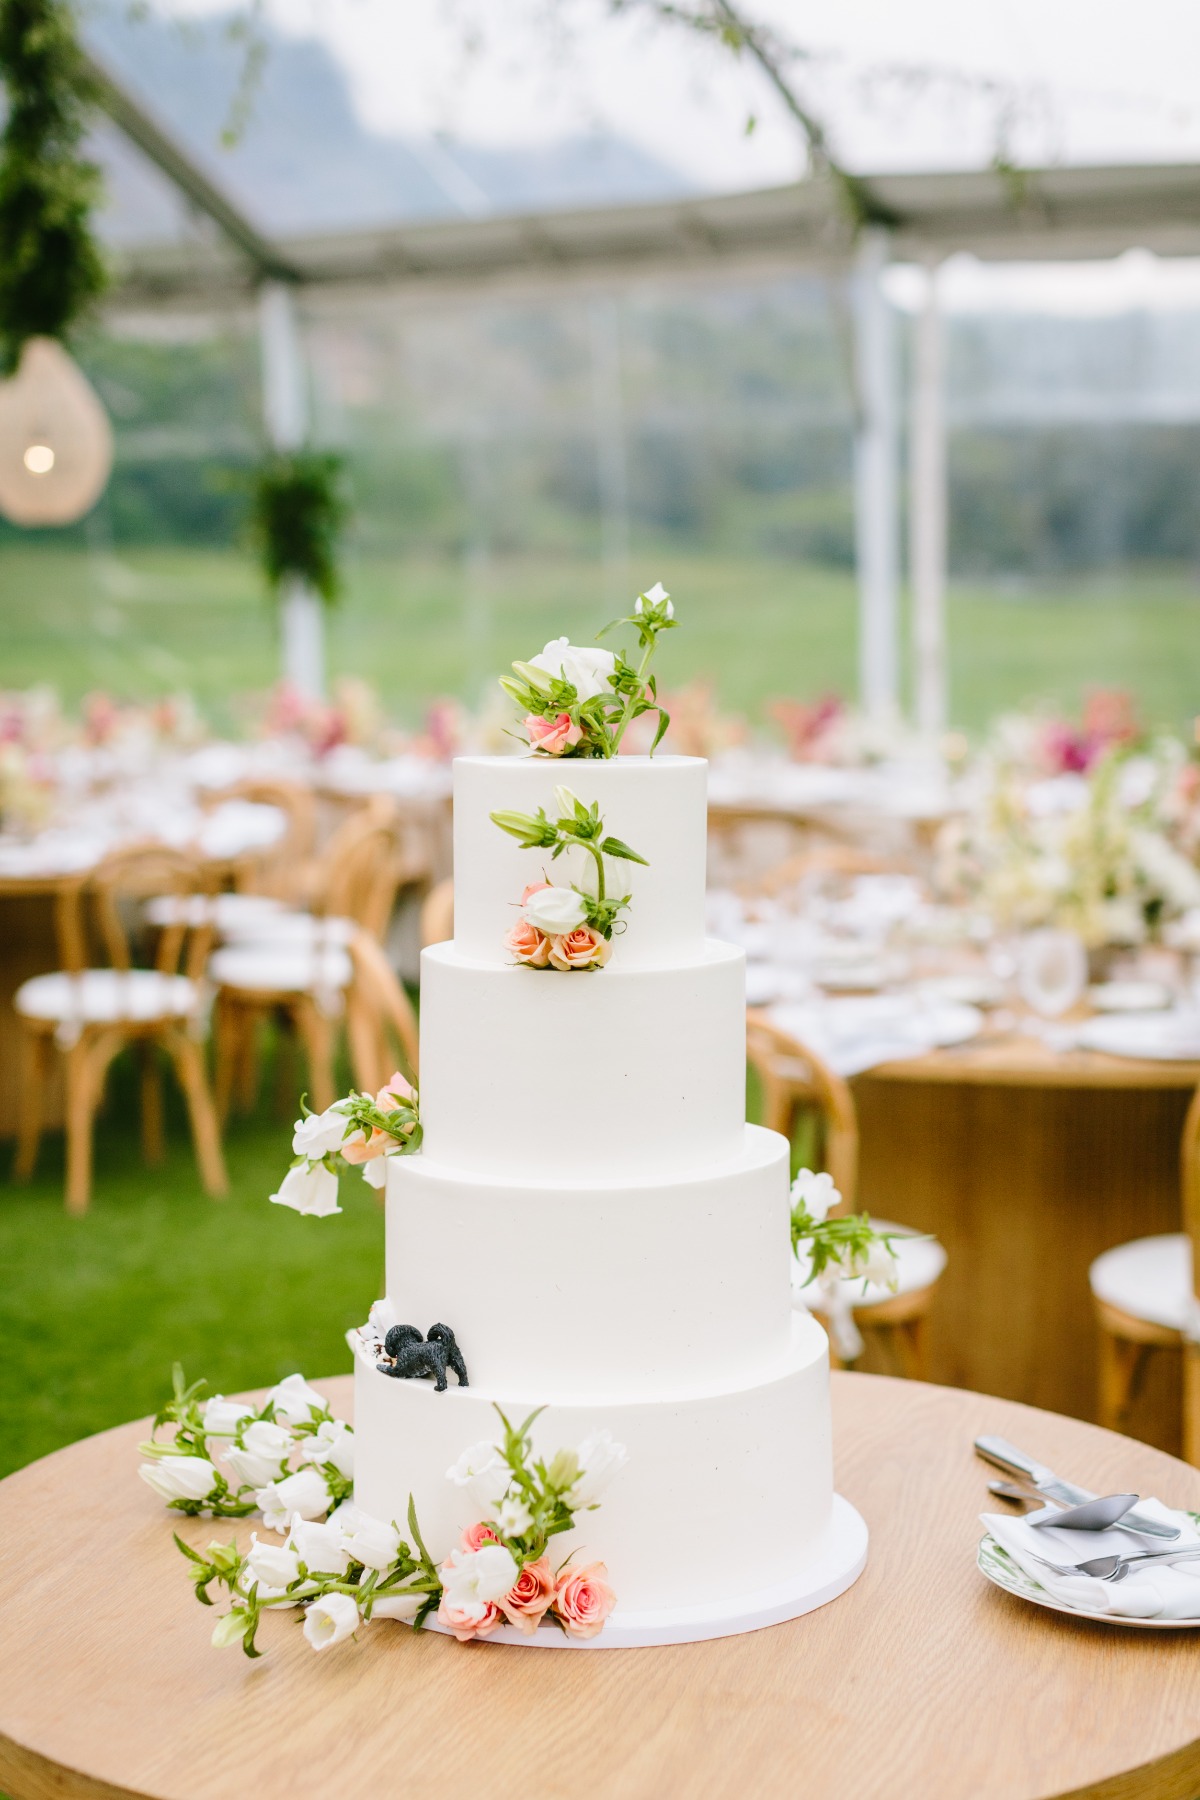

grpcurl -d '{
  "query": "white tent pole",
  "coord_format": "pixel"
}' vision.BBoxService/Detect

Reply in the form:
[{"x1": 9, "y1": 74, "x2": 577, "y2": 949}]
[
  {"x1": 852, "y1": 226, "x2": 900, "y2": 721},
  {"x1": 910, "y1": 259, "x2": 947, "y2": 735},
  {"x1": 258, "y1": 279, "x2": 325, "y2": 701},
  {"x1": 587, "y1": 294, "x2": 630, "y2": 605}
]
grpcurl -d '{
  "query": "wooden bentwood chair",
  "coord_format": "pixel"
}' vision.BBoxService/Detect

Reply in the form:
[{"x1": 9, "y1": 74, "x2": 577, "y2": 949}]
[
  {"x1": 12, "y1": 844, "x2": 228, "y2": 1213},
  {"x1": 746, "y1": 1010, "x2": 946, "y2": 1377},
  {"x1": 1090, "y1": 1083, "x2": 1200, "y2": 1464}
]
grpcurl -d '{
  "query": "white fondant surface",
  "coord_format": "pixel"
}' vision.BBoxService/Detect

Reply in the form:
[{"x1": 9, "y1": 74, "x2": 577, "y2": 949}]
[
  {"x1": 386, "y1": 1125, "x2": 792, "y2": 1396},
  {"x1": 352, "y1": 1310, "x2": 832, "y2": 1613},
  {"x1": 417, "y1": 939, "x2": 747, "y2": 1181},
  {"x1": 451, "y1": 755, "x2": 708, "y2": 969}
]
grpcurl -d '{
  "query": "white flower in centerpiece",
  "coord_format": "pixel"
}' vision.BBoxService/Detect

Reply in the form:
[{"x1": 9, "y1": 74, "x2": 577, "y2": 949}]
[
  {"x1": 446, "y1": 1440, "x2": 511, "y2": 1510},
  {"x1": 791, "y1": 1169, "x2": 840, "y2": 1223},
  {"x1": 848, "y1": 1240, "x2": 901, "y2": 1293},
  {"x1": 492, "y1": 1494, "x2": 534, "y2": 1538},
  {"x1": 522, "y1": 884, "x2": 588, "y2": 936},
  {"x1": 257, "y1": 1466, "x2": 332, "y2": 1531},
  {"x1": 361, "y1": 1156, "x2": 390, "y2": 1190},
  {"x1": 270, "y1": 1161, "x2": 341, "y2": 1217},
  {"x1": 223, "y1": 1419, "x2": 294, "y2": 1489},
  {"x1": 634, "y1": 581, "x2": 673, "y2": 617},
  {"x1": 300, "y1": 1418, "x2": 355, "y2": 1480},
  {"x1": 565, "y1": 1430, "x2": 628, "y2": 1510},
  {"x1": 201, "y1": 1396, "x2": 253, "y2": 1438},
  {"x1": 303, "y1": 1591, "x2": 361, "y2": 1651},
  {"x1": 440, "y1": 1544, "x2": 519, "y2": 1618},
  {"x1": 289, "y1": 1516, "x2": 352, "y2": 1577},
  {"x1": 243, "y1": 1533, "x2": 302, "y2": 1593},
  {"x1": 138, "y1": 1455, "x2": 219, "y2": 1504},
  {"x1": 291, "y1": 1108, "x2": 348, "y2": 1159},
  {"x1": 370, "y1": 1590, "x2": 423, "y2": 1623},
  {"x1": 529, "y1": 637, "x2": 618, "y2": 702},
  {"x1": 340, "y1": 1512, "x2": 402, "y2": 1571},
  {"x1": 267, "y1": 1373, "x2": 328, "y2": 1424}
]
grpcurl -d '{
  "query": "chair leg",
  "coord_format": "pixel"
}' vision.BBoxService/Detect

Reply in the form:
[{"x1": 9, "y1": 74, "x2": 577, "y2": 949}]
[
  {"x1": 140, "y1": 1042, "x2": 165, "y2": 1168},
  {"x1": 1184, "y1": 1341, "x2": 1200, "y2": 1470},
  {"x1": 1097, "y1": 1325, "x2": 1150, "y2": 1432},
  {"x1": 167, "y1": 1031, "x2": 228, "y2": 1198},
  {"x1": 235, "y1": 1006, "x2": 262, "y2": 1116},
  {"x1": 897, "y1": 1313, "x2": 929, "y2": 1382},
  {"x1": 64, "y1": 1037, "x2": 95, "y2": 1216},
  {"x1": 214, "y1": 994, "x2": 239, "y2": 1125},
  {"x1": 294, "y1": 999, "x2": 336, "y2": 1114},
  {"x1": 13, "y1": 1026, "x2": 48, "y2": 1181}
]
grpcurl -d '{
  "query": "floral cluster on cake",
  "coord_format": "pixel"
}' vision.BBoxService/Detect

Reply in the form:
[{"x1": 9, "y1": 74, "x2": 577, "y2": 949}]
[
  {"x1": 492, "y1": 785, "x2": 648, "y2": 972},
  {"x1": 501, "y1": 581, "x2": 676, "y2": 759},
  {"x1": 790, "y1": 1169, "x2": 904, "y2": 1362},
  {"x1": 142, "y1": 1367, "x2": 624, "y2": 1654},
  {"x1": 269, "y1": 1072, "x2": 420, "y2": 1216}
]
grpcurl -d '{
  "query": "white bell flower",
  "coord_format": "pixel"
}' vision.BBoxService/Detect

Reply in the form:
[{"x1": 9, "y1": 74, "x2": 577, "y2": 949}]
[
  {"x1": 270, "y1": 1161, "x2": 341, "y2": 1217},
  {"x1": 565, "y1": 1429, "x2": 628, "y2": 1510},
  {"x1": 201, "y1": 1396, "x2": 253, "y2": 1438},
  {"x1": 300, "y1": 1418, "x2": 355, "y2": 1480},
  {"x1": 790, "y1": 1169, "x2": 840, "y2": 1223},
  {"x1": 302, "y1": 1591, "x2": 361, "y2": 1651},
  {"x1": 440, "y1": 1544, "x2": 519, "y2": 1618},
  {"x1": 289, "y1": 1516, "x2": 351, "y2": 1577},
  {"x1": 446, "y1": 1440, "x2": 511, "y2": 1510},
  {"x1": 340, "y1": 1513, "x2": 402, "y2": 1571},
  {"x1": 634, "y1": 581, "x2": 673, "y2": 617},
  {"x1": 291, "y1": 1108, "x2": 348, "y2": 1159},
  {"x1": 138, "y1": 1455, "x2": 219, "y2": 1504},
  {"x1": 267, "y1": 1373, "x2": 328, "y2": 1424},
  {"x1": 256, "y1": 1467, "x2": 332, "y2": 1532},
  {"x1": 243, "y1": 1533, "x2": 302, "y2": 1592}
]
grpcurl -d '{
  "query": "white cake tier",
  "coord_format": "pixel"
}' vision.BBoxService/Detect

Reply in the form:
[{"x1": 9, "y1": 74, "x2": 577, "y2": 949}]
[
  {"x1": 351, "y1": 1310, "x2": 832, "y2": 1614},
  {"x1": 384, "y1": 1124, "x2": 791, "y2": 1398},
  {"x1": 451, "y1": 754, "x2": 708, "y2": 969},
  {"x1": 418, "y1": 939, "x2": 746, "y2": 1182}
]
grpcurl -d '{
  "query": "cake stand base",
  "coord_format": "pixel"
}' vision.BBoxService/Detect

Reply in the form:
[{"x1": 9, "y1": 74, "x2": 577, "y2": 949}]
[{"x1": 426, "y1": 1492, "x2": 868, "y2": 1649}]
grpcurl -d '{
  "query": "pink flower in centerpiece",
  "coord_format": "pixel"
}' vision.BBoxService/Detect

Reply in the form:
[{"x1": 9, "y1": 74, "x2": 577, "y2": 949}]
[
  {"x1": 341, "y1": 1071, "x2": 414, "y2": 1163},
  {"x1": 437, "y1": 1595, "x2": 504, "y2": 1642},
  {"x1": 376, "y1": 1070, "x2": 413, "y2": 1108},
  {"x1": 460, "y1": 1521, "x2": 502, "y2": 1552},
  {"x1": 506, "y1": 918, "x2": 552, "y2": 967},
  {"x1": 525, "y1": 712, "x2": 582, "y2": 756},
  {"x1": 521, "y1": 880, "x2": 551, "y2": 903},
  {"x1": 553, "y1": 1561, "x2": 616, "y2": 1639},
  {"x1": 501, "y1": 1557, "x2": 556, "y2": 1635},
  {"x1": 548, "y1": 925, "x2": 610, "y2": 971}
]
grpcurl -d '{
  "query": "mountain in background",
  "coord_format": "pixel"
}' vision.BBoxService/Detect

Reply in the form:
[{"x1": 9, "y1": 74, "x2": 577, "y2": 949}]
[{"x1": 82, "y1": 4, "x2": 696, "y2": 242}]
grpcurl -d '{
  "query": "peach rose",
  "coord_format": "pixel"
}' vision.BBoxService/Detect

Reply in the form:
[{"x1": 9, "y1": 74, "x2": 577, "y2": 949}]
[
  {"x1": 338, "y1": 1126, "x2": 387, "y2": 1165},
  {"x1": 460, "y1": 1520, "x2": 502, "y2": 1552},
  {"x1": 548, "y1": 925, "x2": 610, "y2": 971},
  {"x1": 521, "y1": 880, "x2": 551, "y2": 904},
  {"x1": 501, "y1": 1557, "x2": 556, "y2": 1635},
  {"x1": 525, "y1": 712, "x2": 582, "y2": 755},
  {"x1": 437, "y1": 1595, "x2": 504, "y2": 1642},
  {"x1": 506, "y1": 918, "x2": 552, "y2": 966},
  {"x1": 377, "y1": 1070, "x2": 413, "y2": 1107},
  {"x1": 553, "y1": 1561, "x2": 616, "y2": 1640}
]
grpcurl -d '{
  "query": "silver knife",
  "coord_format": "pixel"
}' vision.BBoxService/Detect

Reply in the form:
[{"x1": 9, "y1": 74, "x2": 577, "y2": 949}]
[{"x1": 974, "y1": 1435, "x2": 1180, "y2": 1541}]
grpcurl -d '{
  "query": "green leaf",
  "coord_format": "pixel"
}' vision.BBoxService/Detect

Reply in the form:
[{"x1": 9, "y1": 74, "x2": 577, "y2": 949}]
[{"x1": 598, "y1": 835, "x2": 649, "y2": 866}]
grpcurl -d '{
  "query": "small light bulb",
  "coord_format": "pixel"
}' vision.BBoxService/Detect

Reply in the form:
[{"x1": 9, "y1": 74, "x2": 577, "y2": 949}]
[{"x1": 23, "y1": 443, "x2": 55, "y2": 475}]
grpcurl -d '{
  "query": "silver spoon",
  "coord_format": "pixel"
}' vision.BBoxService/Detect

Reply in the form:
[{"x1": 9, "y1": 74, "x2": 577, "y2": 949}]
[
  {"x1": 1032, "y1": 1546, "x2": 1200, "y2": 1583},
  {"x1": 987, "y1": 1481, "x2": 1140, "y2": 1531}
]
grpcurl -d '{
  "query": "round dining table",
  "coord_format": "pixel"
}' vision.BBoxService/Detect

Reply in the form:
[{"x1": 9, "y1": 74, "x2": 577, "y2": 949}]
[{"x1": 2, "y1": 1372, "x2": 1200, "y2": 1800}]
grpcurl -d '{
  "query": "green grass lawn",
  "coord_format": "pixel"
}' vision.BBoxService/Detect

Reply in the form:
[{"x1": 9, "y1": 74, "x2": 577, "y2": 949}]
[{"x1": 2, "y1": 543, "x2": 1199, "y2": 733}]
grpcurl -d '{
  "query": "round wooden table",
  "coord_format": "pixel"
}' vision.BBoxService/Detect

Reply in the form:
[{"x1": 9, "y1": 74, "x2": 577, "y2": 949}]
[{"x1": 3, "y1": 1373, "x2": 1200, "y2": 1800}]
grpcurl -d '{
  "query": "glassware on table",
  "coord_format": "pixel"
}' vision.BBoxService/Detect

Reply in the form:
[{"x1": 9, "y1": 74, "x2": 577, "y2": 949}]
[{"x1": 1017, "y1": 929, "x2": 1088, "y2": 1019}]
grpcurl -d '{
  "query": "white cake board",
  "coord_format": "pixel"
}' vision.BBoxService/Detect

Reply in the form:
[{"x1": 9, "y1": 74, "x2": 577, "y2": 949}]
[{"x1": 425, "y1": 1493, "x2": 867, "y2": 1650}]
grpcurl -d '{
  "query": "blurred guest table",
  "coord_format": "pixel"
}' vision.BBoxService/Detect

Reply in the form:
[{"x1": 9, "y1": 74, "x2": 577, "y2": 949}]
[{"x1": 3, "y1": 1375, "x2": 1200, "y2": 1800}]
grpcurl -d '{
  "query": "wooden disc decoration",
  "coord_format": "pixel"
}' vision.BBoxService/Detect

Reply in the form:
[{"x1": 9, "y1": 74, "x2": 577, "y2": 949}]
[{"x1": 0, "y1": 336, "x2": 113, "y2": 525}]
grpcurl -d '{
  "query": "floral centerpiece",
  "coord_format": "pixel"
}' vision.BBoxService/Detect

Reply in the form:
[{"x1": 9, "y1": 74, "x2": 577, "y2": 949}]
[
  {"x1": 270, "y1": 1072, "x2": 421, "y2": 1216},
  {"x1": 491, "y1": 784, "x2": 648, "y2": 971}
]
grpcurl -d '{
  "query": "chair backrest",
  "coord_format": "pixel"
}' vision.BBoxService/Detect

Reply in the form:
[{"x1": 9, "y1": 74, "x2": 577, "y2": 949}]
[
  {"x1": 81, "y1": 843, "x2": 215, "y2": 980},
  {"x1": 745, "y1": 1009, "x2": 859, "y2": 1205},
  {"x1": 316, "y1": 799, "x2": 407, "y2": 940},
  {"x1": 420, "y1": 877, "x2": 454, "y2": 948},
  {"x1": 345, "y1": 929, "x2": 419, "y2": 1092},
  {"x1": 208, "y1": 777, "x2": 317, "y2": 896}
]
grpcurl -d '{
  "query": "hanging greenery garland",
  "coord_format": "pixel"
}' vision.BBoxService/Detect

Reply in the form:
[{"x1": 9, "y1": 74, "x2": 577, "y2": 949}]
[
  {"x1": 250, "y1": 450, "x2": 349, "y2": 607},
  {"x1": 0, "y1": 0, "x2": 107, "y2": 373}
]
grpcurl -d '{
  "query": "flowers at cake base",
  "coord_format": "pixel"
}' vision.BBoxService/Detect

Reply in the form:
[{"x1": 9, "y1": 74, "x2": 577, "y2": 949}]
[
  {"x1": 270, "y1": 1071, "x2": 421, "y2": 1216},
  {"x1": 492, "y1": 787, "x2": 647, "y2": 970}
]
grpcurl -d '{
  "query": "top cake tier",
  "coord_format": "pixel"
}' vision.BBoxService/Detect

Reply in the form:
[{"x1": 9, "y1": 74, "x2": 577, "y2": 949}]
[{"x1": 452, "y1": 754, "x2": 708, "y2": 969}]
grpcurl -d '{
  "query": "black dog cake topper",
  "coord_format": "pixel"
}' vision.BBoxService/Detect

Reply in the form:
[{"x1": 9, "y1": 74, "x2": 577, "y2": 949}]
[{"x1": 377, "y1": 1323, "x2": 468, "y2": 1392}]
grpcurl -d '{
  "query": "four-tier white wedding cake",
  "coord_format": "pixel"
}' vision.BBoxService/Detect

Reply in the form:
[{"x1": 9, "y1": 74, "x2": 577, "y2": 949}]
[{"x1": 352, "y1": 751, "x2": 867, "y2": 1644}]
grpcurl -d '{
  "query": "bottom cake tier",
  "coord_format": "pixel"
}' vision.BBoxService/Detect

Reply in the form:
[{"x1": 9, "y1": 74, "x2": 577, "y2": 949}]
[{"x1": 351, "y1": 1309, "x2": 836, "y2": 1619}]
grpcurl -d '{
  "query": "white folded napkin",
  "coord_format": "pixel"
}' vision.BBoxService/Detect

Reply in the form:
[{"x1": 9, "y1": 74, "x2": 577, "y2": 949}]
[{"x1": 982, "y1": 1498, "x2": 1200, "y2": 1619}]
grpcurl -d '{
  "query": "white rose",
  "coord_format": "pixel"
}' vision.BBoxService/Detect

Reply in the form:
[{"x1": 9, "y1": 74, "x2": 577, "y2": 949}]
[
  {"x1": 202, "y1": 1396, "x2": 253, "y2": 1438},
  {"x1": 529, "y1": 637, "x2": 618, "y2": 703},
  {"x1": 522, "y1": 885, "x2": 588, "y2": 936},
  {"x1": 138, "y1": 1455, "x2": 219, "y2": 1504},
  {"x1": 446, "y1": 1440, "x2": 511, "y2": 1510},
  {"x1": 370, "y1": 1591, "x2": 422, "y2": 1623},
  {"x1": 289, "y1": 1517, "x2": 351, "y2": 1577},
  {"x1": 790, "y1": 1168, "x2": 840, "y2": 1223},
  {"x1": 300, "y1": 1418, "x2": 355, "y2": 1480},
  {"x1": 440, "y1": 1544, "x2": 519, "y2": 1616},
  {"x1": 270, "y1": 1161, "x2": 341, "y2": 1217},
  {"x1": 492, "y1": 1494, "x2": 534, "y2": 1538},
  {"x1": 267, "y1": 1373, "x2": 328, "y2": 1424},
  {"x1": 291, "y1": 1108, "x2": 348, "y2": 1159},
  {"x1": 303, "y1": 1591, "x2": 361, "y2": 1651},
  {"x1": 565, "y1": 1430, "x2": 628, "y2": 1510},
  {"x1": 341, "y1": 1513, "x2": 402, "y2": 1571},
  {"x1": 257, "y1": 1467, "x2": 332, "y2": 1532},
  {"x1": 244, "y1": 1533, "x2": 302, "y2": 1592}
]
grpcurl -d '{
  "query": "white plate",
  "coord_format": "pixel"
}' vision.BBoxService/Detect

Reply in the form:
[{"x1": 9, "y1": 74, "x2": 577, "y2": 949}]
[
  {"x1": 1076, "y1": 1013, "x2": 1200, "y2": 1061},
  {"x1": 1087, "y1": 981, "x2": 1172, "y2": 1013},
  {"x1": 977, "y1": 1533, "x2": 1200, "y2": 1629}
]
